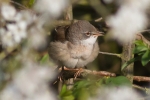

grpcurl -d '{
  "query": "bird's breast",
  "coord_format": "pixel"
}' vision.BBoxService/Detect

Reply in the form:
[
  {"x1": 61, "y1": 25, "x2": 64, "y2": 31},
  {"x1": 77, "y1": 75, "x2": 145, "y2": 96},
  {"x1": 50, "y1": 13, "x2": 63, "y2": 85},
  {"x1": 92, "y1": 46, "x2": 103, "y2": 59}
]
[{"x1": 70, "y1": 44, "x2": 94, "y2": 60}]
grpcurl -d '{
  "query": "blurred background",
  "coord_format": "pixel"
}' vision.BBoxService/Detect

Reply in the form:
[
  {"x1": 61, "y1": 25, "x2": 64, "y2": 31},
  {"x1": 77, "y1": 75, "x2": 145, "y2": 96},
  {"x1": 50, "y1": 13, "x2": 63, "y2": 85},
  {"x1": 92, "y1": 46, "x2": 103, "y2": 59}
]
[{"x1": 0, "y1": 0, "x2": 150, "y2": 99}]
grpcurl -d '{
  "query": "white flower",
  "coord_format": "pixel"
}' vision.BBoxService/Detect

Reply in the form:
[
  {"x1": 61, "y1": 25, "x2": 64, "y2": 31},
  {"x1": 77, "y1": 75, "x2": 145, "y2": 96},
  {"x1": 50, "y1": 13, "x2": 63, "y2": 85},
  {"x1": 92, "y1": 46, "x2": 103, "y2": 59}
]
[
  {"x1": 0, "y1": 29, "x2": 15, "y2": 47},
  {"x1": 0, "y1": 4, "x2": 34, "y2": 47},
  {"x1": 89, "y1": 87, "x2": 141, "y2": 100},
  {"x1": 106, "y1": 0, "x2": 150, "y2": 44},
  {"x1": 34, "y1": 0, "x2": 69, "y2": 18},
  {"x1": 15, "y1": 11, "x2": 34, "y2": 26},
  {"x1": 0, "y1": 61, "x2": 57, "y2": 100},
  {"x1": 1, "y1": 3, "x2": 16, "y2": 21}
]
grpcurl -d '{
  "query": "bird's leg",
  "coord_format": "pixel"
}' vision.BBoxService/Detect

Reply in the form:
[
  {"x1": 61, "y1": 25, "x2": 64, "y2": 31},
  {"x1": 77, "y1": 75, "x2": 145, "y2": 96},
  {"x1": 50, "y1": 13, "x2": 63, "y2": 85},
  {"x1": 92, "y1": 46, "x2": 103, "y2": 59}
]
[
  {"x1": 74, "y1": 67, "x2": 83, "y2": 79},
  {"x1": 61, "y1": 67, "x2": 84, "y2": 79},
  {"x1": 53, "y1": 66, "x2": 65, "y2": 84},
  {"x1": 58, "y1": 66, "x2": 66, "y2": 82}
]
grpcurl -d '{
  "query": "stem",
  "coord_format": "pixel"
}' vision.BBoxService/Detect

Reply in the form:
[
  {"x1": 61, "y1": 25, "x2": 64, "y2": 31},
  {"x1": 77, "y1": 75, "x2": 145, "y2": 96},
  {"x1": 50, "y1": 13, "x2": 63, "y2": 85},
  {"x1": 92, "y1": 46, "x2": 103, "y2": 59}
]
[
  {"x1": 99, "y1": 51, "x2": 121, "y2": 58},
  {"x1": 122, "y1": 40, "x2": 135, "y2": 82}
]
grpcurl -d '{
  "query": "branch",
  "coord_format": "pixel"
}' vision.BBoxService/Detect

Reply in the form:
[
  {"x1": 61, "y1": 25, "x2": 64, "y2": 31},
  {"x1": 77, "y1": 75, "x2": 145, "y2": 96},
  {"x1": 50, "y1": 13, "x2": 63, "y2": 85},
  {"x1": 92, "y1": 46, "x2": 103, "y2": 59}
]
[
  {"x1": 88, "y1": 0, "x2": 110, "y2": 19},
  {"x1": 99, "y1": 51, "x2": 121, "y2": 58},
  {"x1": 136, "y1": 33, "x2": 150, "y2": 46},
  {"x1": 53, "y1": 20, "x2": 78, "y2": 26},
  {"x1": 133, "y1": 84, "x2": 150, "y2": 95},
  {"x1": 133, "y1": 76, "x2": 150, "y2": 82},
  {"x1": 59, "y1": 68, "x2": 150, "y2": 82},
  {"x1": 59, "y1": 67, "x2": 116, "y2": 79},
  {"x1": 0, "y1": 46, "x2": 17, "y2": 61},
  {"x1": 10, "y1": 0, "x2": 28, "y2": 10},
  {"x1": 133, "y1": 84, "x2": 146, "y2": 91}
]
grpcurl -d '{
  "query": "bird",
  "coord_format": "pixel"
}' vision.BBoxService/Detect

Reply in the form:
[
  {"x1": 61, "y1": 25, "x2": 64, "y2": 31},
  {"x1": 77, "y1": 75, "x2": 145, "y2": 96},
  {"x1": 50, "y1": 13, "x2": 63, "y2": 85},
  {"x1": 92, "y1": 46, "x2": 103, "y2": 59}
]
[{"x1": 48, "y1": 20, "x2": 103, "y2": 71}]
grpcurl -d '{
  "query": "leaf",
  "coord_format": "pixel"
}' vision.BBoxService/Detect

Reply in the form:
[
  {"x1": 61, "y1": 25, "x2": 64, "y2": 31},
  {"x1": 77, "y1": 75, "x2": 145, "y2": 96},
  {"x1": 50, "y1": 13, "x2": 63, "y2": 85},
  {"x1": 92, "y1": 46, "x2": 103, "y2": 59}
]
[
  {"x1": 73, "y1": 80, "x2": 91, "y2": 90},
  {"x1": 29, "y1": 0, "x2": 35, "y2": 7},
  {"x1": 60, "y1": 85, "x2": 67, "y2": 97},
  {"x1": 61, "y1": 95, "x2": 74, "y2": 100},
  {"x1": 137, "y1": 51, "x2": 146, "y2": 56},
  {"x1": 134, "y1": 40, "x2": 145, "y2": 46},
  {"x1": 141, "y1": 50, "x2": 150, "y2": 66},
  {"x1": 133, "y1": 45, "x2": 148, "y2": 54},
  {"x1": 40, "y1": 54, "x2": 49, "y2": 64},
  {"x1": 76, "y1": 88, "x2": 89, "y2": 100},
  {"x1": 121, "y1": 57, "x2": 141, "y2": 70},
  {"x1": 73, "y1": 80, "x2": 91, "y2": 96},
  {"x1": 59, "y1": 85, "x2": 74, "y2": 100},
  {"x1": 73, "y1": 80, "x2": 98, "y2": 100},
  {"x1": 105, "y1": 76, "x2": 132, "y2": 87}
]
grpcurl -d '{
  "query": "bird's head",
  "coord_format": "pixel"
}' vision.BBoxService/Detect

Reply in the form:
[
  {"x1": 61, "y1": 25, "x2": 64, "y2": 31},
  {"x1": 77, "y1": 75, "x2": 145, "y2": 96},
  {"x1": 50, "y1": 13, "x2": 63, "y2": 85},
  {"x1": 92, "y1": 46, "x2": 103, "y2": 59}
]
[{"x1": 66, "y1": 20, "x2": 103, "y2": 45}]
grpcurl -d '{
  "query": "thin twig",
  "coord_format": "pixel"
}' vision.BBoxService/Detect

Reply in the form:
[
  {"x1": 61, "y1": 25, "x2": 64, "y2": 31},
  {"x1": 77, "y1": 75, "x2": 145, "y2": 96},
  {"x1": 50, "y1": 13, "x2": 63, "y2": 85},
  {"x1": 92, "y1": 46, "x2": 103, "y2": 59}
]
[
  {"x1": 53, "y1": 20, "x2": 72, "y2": 26},
  {"x1": 136, "y1": 34, "x2": 150, "y2": 46},
  {"x1": 10, "y1": 0, "x2": 34, "y2": 13},
  {"x1": 0, "y1": 47, "x2": 17, "y2": 61},
  {"x1": 95, "y1": 17, "x2": 102, "y2": 22},
  {"x1": 99, "y1": 51, "x2": 121, "y2": 58},
  {"x1": 133, "y1": 84, "x2": 150, "y2": 95},
  {"x1": 10, "y1": 0, "x2": 28, "y2": 10},
  {"x1": 133, "y1": 84, "x2": 146, "y2": 91}
]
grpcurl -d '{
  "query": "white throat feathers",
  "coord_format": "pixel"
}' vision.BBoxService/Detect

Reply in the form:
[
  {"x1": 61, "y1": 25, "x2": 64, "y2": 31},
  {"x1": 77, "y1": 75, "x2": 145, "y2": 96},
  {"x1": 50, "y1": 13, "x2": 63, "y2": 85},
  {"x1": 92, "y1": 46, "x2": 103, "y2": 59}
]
[{"x1": 80, "y1": 36, "x2": 98, "y2": 45}]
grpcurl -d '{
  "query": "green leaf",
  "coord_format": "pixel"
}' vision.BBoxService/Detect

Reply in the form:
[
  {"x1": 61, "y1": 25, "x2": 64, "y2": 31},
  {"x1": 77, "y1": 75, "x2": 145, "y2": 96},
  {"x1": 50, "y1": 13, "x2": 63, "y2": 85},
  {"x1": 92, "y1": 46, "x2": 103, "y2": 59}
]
[
  {"x1": 29, "y1": 0, "x2": 35, "y2": 7},
  {"x1": 40, "y1": 54, "x2": 49, "y2": 64},
  {"x1": 61, "y1": 95, "x2": 74, "y2": 100},
  {"x1": 60, "y1": 85, "x2": 67, "y2": 97},
  {"x1": 73, "y1": 80, "x2": 91, "y2": 90},
  {"x1": 59, "y1": 85, "x2": 74, "y2": 100},
  {"x1": 121, "y1": 57, "x2": 141, "y2": 70},
  {"x1": 133, "y1": 45, "x2": 148, "y2": 54},
  {"x1": 137, "y1": 51, "x2": 146, "y2": 56},
  {"x1": 141, "y1": 50, "x2": 150, "y2": 66},
  {"x1": 76, "y1": 88, "x2": 89, "y2": 100},
  {"x1": 134, "y1": 40, "x2": 145, "y2": 46},
  {"x1": 105, "y1": 76, "x2": 132, "y2": 86}
]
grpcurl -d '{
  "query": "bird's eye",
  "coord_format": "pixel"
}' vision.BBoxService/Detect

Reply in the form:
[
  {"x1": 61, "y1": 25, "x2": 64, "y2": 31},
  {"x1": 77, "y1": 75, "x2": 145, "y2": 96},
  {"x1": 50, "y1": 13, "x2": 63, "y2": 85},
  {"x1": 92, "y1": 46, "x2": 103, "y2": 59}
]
[{"x1": 85, "y1": 32, "x2": 91, "y2": 36}]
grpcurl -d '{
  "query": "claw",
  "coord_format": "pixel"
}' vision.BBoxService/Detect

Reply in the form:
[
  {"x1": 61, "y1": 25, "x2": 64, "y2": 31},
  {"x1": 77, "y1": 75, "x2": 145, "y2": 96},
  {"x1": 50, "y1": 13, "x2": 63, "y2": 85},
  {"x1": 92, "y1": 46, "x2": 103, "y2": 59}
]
[
  {"x1": 53, "y1": 66, "x2": 65, "y2": 84},
  {"x1": 74, "y1": 68, "x2": 83, "y2": 79}
]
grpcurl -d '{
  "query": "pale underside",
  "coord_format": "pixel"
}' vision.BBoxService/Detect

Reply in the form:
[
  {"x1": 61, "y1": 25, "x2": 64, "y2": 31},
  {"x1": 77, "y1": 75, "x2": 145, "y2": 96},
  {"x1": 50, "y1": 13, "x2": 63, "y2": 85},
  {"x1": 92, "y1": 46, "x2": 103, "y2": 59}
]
[{"x1": 49, "y1": 36, "x2": 99, "y2": 68}]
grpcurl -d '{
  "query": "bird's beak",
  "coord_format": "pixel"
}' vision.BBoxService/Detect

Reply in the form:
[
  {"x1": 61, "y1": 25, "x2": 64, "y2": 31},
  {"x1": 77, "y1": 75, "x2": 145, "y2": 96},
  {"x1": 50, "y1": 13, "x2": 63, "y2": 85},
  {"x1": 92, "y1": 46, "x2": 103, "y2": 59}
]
[{"x1": 92, "y1": 31, "x2": 104, "y2": 37}]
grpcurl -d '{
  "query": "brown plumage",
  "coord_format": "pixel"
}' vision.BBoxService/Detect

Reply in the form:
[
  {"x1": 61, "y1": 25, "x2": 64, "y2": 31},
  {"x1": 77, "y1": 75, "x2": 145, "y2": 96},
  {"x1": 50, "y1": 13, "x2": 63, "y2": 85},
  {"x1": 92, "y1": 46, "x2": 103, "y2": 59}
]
[{"x1": 48, "y1": 20, "x2": 103, "y2": 68}]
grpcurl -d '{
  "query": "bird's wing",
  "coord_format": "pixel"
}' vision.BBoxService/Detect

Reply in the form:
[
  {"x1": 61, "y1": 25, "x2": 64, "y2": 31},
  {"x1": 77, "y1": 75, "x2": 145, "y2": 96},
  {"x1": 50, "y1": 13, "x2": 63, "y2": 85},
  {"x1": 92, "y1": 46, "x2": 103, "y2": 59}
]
[
  {"x1": 51, "y1": 26, "x2": 69, "y2": 42},
  {"x1": 48, "y1": 41, "x2": 70, "y2": 64}
]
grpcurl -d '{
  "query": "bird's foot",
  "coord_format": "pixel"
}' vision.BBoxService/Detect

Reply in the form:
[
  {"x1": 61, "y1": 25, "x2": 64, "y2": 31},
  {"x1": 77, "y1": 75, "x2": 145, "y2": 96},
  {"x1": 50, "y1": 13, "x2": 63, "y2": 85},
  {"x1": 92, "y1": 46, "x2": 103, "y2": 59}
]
[
  {"x1": 53, "y1": 66, "x2": 65, "y2": 84},
  {"x1": 53, "y1": 73, "x2": 63, "y2": 84},
  {"x1": 74, "y1": 68, "x2": 83, "y2": 79},
  {"x1": 58, "y1": 73, "x2": 63, "y2": 82}
]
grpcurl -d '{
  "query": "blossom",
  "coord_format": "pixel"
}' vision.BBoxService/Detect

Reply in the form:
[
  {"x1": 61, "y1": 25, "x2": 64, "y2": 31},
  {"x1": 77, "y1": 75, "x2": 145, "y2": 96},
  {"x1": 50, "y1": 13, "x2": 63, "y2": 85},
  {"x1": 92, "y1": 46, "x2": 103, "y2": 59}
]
[
  {"x1": 33, "y1": 0, "x2": 69, "y2": 18},
  {"x1": 106, "y1": 0, "x2": 150, "y2": 44},
  {"x1": 89, "y1": 87, "x2": 141, "y2": 100},
  {"x1": 0, "y1": 61, "x2": 57, "y2": 100},
  {"x1": 0, "y1": 3, "x2": 33, "y2": 47},
  {"x1": 1, "y1": 3, "x2": 16, "y2": 21}
]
